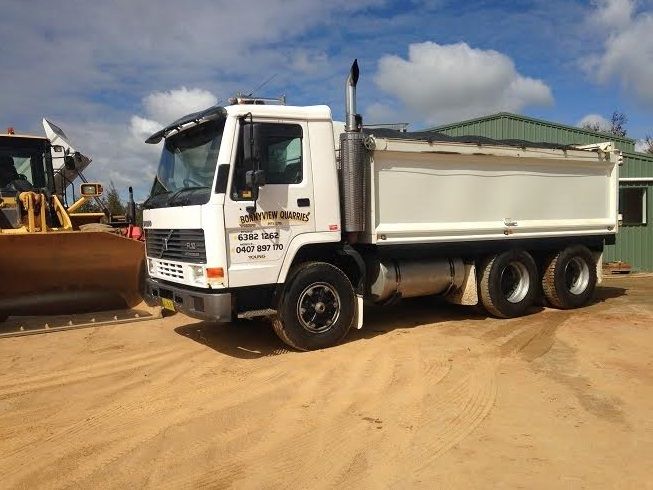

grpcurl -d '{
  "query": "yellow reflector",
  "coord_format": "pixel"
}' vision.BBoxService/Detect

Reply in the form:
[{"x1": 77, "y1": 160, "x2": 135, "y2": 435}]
[{"x1": 206, "y1": 267, "x2": 224, "y2": 279}]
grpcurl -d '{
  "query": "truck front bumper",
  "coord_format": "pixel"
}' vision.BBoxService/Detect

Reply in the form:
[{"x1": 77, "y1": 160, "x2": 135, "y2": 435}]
[{"x1": 144, "y1": 276, "x2": 232, "y2": 323}]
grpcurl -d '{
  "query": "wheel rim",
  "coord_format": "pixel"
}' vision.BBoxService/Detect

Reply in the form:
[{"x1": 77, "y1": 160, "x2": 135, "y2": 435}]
[
  {"x1": 296, "y1": 282, "x2": 341, "y2": 334},
  {"x1": 565, "y1": 257, "x2": 590, "y2": 295},
  {"x1": 500, "y1": 261, "x2": 530, "y2": 303}
]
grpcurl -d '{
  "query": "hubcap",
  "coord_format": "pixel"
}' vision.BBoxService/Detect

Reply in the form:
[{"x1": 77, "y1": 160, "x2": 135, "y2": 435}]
[
  {"x1": 500, "y1": 261, "x2": 530, "y2": 303},
  {"x1": 565, "y1": 257, "x2": 590, "y2": 295},
  {"x1": 297, "y1": 282, "x2": 341, "y2": 333}
]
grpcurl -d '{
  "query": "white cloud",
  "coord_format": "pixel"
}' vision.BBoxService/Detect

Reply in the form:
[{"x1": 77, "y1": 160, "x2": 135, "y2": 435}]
[
  {"x1": 591, "y1": 0, "x2": 635, "y2": 29},
  {"x1": 0, "y1": 0, "x2": 381, "y2": 199},
  {"x1": 635, "y1": 139, "x2": 648, "y2": 152},
  {"x1": 56, "y1": 86, "x2": 221, "y2": 201},
  {"x1": 129, "y1": 116, "x2": 163, "y2": 142},
  {"x1": 143, "y1": 87, "x2": 218, "y2": 126},
  {"x1": 577, "y1": 113, "x2": 611, "y2": 131},
  {"x1": 290, "y1": 51, "x2": 330, "y2": 76},
  {"x1": 63, "y1": 120, "x2": 161, "y2": 200},
  {"x1": 369, "y1": 41, "x2": 553, "y2": 125},
  {"x1": 584, "y1": 0, "x2": 653, "y2": 105},
  {"x1": 635, "y1": 138, "x2": 653, "y2": 153}
]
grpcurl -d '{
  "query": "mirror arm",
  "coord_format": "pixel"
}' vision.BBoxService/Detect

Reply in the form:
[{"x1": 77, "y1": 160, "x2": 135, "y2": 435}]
[{"x1": 245, "y1": 112, "x2": 259, "y2": 213}]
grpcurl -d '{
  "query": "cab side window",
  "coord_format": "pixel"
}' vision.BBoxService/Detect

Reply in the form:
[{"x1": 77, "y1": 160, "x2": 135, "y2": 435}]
[{"x1": 231, "y1": 122, "x2": 303, "y2": 200}]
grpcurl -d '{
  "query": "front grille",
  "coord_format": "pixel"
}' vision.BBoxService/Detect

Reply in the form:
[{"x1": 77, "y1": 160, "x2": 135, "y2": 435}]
[
  {"x1": 151, "y1": 260, "x2": 185, "y2": 280},
  {"x1": 145, "y1": 229, "x2": 206, "y2": 264}
]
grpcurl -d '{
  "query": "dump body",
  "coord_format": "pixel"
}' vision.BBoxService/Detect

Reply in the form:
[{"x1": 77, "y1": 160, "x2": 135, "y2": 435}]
[{"x1": 359, "y1": 137, "x2": 619, "y2": 245}]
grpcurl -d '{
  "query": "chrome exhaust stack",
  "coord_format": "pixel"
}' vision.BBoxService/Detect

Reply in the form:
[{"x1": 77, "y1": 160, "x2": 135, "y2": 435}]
[
  {"x1": 345, "y1": 59, "x2": 361, "y2": 132},
  {"x1": 340, "y1": 60, "x2": 367, "y2": 239}
]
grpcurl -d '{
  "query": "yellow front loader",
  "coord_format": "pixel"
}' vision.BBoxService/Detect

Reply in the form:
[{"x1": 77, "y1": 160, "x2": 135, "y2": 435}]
[{"x1": 0, "y1": 129, "x2": 154, "y2": 333}]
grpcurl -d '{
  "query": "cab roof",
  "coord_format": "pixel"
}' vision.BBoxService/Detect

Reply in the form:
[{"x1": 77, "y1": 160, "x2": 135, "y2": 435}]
[{"x1": 145, "y1": 104, "x2": 332, "y2": 144}]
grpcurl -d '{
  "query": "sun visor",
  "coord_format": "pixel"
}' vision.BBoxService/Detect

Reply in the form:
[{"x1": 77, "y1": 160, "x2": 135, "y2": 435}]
[{"x1": 145, "y1": 106, "x2": 227, "y2": 144}]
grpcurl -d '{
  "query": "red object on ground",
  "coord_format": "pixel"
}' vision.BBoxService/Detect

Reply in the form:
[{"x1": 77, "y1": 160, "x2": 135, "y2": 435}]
[{"x1": 121, "y1": 225, "x2": 144, "y2": 241}]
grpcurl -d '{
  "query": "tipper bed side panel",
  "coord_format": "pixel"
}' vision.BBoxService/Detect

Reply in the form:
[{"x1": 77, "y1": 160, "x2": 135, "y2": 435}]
[{"x1": 364, "y1": 148, "x2": 618, "y2": 244}]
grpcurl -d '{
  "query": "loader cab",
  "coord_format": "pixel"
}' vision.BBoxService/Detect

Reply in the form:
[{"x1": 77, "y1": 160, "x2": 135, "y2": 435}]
[{"x1": 0, "y1": 134, "x2": 53, "y2": 193}]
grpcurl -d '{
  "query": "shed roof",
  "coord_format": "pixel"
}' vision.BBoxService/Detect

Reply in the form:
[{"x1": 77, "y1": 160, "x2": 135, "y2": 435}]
[{"x1": 429, "y1": 112, "x2": 636, "y2": 152}]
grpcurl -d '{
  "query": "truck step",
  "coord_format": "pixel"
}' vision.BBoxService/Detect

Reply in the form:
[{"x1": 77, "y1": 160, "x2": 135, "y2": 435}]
[{"x1": 237, "y1": 309, "x2": 277, "y2": 319}]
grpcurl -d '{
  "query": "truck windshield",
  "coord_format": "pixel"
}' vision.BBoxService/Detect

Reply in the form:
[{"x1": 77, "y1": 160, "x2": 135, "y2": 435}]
[{"x1": 145, "y1": 118, "x2": 225, "y2": 208}]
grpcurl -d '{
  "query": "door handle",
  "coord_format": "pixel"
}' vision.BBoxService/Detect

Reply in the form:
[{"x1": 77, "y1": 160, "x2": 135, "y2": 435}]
[{"x1": 297, "y1": 198, "x2": 310, "y2": 207}]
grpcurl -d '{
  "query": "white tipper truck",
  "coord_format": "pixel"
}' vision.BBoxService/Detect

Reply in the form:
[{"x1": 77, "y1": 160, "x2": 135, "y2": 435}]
[{"x1": 142, "y1": 60, "x2": 620, "y2": 350}]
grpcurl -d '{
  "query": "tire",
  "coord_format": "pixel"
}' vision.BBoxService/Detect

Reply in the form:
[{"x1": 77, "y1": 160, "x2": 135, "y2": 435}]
[
  {"x1": 273, "y1": 262, "x2": 356, "y2": 351},
  {"x1": 542, "y1": 245, "x2": 597, "y2": 309},
  {"x1": 479, "y1": 249, "x2": 539, "y2": 318}
]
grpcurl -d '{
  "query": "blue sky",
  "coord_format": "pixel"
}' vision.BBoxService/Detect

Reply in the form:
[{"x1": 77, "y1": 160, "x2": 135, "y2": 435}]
[{"x1": 1, "y1": 0, "x2": 651, "y2": 199}]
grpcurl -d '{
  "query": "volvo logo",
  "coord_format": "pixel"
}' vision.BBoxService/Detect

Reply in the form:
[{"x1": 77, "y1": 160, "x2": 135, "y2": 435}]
[{"x1": 160, "y1": 229, "x2": 175, "y2": 258}]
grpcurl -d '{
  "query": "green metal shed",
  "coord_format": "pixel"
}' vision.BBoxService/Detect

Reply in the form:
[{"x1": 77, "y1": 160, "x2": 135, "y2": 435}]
[{"x1": 429, "y1": 113, "x2": 653, "y2": 271}]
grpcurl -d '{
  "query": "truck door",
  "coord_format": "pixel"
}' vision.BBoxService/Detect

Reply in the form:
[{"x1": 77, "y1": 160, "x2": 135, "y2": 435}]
[{"x1": 223, "y1": 119, "x2": 315, "y2": 288}]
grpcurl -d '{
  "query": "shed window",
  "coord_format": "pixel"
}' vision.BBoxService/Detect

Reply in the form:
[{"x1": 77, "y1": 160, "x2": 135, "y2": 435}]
[{"x1": 619, "y1": 187, "x2": 647, "y2": 225}]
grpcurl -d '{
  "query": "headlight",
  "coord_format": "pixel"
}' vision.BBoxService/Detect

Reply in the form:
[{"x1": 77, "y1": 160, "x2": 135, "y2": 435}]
[{"x1": 189, "y1": 265, "x2": 204, "y2": 283}]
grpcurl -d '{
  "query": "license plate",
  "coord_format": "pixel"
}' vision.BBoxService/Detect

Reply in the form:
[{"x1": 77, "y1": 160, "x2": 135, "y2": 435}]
[{"x1": 161, "y1": 298, "x2": 176, "y2": 312}]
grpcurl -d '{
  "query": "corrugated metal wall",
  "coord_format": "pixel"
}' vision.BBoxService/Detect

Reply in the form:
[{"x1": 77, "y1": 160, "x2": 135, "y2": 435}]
[
  {"x1": 604, "y1": 181, "x2": 653, "y2": 271},
  {"x1": 431, "y1": 113, "x2": 653, "y2": 271},
  {"x1": 620, "y1": 151, "x2": 653, "y2": 178}
]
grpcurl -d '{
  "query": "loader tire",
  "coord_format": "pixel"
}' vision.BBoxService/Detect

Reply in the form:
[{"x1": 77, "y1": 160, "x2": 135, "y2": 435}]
[
  {"x1": 273, "y1": 262, "x2": 355, "y2": 351},
  {"x1": 479, "y1": 249, "x2": 538, "y2": 318},
  {"x1": 542, "y1": 245, "x2": 596, "y2": 309}
]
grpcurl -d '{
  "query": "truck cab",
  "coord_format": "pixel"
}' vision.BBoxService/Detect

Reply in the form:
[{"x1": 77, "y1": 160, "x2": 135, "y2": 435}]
[{"x1": 143, "y1": 102, "x2": 343, "y2": 324}]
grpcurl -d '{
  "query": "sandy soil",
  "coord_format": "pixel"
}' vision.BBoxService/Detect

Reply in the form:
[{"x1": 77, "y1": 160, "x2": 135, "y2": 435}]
[{"x1": 0, "y1": 275, "x2": 652, "y2": 489}]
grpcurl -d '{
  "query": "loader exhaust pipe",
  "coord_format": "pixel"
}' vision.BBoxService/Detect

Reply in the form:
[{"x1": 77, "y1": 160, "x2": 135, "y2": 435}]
[
  {"x1": 128, "y1": 186, "x2": 136, "y2": 224},
  {"x1": 339, "y1": 59, "x2": 367, "y2": 239}
]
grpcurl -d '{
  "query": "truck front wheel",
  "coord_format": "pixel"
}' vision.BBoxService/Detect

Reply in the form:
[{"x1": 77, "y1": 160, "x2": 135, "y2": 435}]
[
  {"x1": 479, "y1": 250, "x2": 538, "y2": 318},
  {"x1": 542, "y1": 245, "x2": 597, "y2": 309},
  {"x1": 273, "y1": 262, "x2": 356, "y2": 351}
]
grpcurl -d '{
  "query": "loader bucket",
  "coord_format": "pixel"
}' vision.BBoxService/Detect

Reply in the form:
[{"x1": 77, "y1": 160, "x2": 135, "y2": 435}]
[{"x1": 0, "y1": 231, "x2": 145, "y2": 316}]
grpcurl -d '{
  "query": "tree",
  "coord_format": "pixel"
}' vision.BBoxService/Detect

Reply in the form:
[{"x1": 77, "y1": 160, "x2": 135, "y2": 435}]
[
  {"x1": 102, "y1": 181, "x2": 126, "y2": 217},
  {"x1": 642, "y1": 135, "x2": 653, "y2": 155},
  {"x1": 77, "y1": 198, "x2": 103, "y2": 213},
  {"x1": 609, "y1": 111, "x2": 628, "y2": 137},
  {"x1": 580, "y1": 110, "x2": 628, "y2": 136},
  {"x1": 581, "y1": 120, "x2": 603, "y2": 132}
]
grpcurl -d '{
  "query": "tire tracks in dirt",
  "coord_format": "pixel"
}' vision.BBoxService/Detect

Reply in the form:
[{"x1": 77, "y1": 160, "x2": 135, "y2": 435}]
[{"x1": 0, "y1": 346, "x2": 183, "y2": 398}]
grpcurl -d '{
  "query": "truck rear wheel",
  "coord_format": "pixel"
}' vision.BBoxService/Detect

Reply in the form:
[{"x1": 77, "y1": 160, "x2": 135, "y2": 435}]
[
  {"x1": 542, "y1": 245, "x2": 597, "y2": 309},
  {"x1": 479, "y1": 250, "x2": 538, "y2": 318},
  {"x1": 273, "y1": 262, "x2": 356, "y2": 351}
]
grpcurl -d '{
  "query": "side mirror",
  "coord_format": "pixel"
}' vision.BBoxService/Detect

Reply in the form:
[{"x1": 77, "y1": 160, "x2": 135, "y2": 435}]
[
  {"x1": 242, "y1": 122, "x2": 263, "y2": 171},
  {"x1": 80, "y1": 183, "x2": 103, "y2": 197},
  {"x1": 64, "y1": 155, "x2": 76, "y2": 170}
]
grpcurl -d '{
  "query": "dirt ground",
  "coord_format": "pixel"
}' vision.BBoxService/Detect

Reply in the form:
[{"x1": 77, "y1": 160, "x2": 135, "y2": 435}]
[{"x1": 0, "y1": 275, "x2": 652, "y2": 489}]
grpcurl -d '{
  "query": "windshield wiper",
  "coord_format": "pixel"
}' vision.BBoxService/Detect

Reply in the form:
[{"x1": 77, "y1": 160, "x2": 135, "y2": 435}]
[
  {"x1": 142, "y1": 176, "x2": 172, "y2": 209},
  {"x1": 142, "y1": 191, "x2": 171, "y2": 209},
  {"x1": 166, "y1": 186, "x2": 209, "y2": 206}
]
